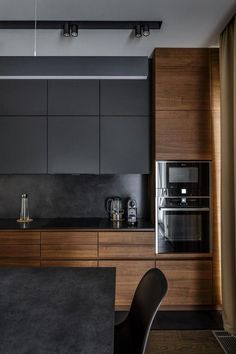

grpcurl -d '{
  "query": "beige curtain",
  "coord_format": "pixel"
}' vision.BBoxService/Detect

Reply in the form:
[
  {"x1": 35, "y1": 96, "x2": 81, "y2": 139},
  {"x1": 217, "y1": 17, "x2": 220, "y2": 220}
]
[{"x1": 220, "y1": 15, "x2": 236, "y2": 335}]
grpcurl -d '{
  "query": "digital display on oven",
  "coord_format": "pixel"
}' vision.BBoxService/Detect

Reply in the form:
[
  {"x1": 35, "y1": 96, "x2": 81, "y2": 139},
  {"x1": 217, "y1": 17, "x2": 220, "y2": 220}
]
[{"x1": 169, "y1": 167, "x2": 198, "y2": 183}]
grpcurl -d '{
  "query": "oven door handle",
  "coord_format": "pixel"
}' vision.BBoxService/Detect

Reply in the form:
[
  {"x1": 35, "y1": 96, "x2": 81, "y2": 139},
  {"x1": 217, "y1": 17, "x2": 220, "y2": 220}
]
[{"x1": 158, "y1": 207, "x2": 210, "y2": 211}]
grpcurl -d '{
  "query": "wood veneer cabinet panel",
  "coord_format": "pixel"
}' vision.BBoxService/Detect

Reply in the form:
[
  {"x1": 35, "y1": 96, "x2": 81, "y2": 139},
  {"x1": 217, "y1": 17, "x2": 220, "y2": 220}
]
[
  {"x1": 41, "y1": 232, "x2": 97, "y2": 245},
  {"x1": 0, "y1": 245, "x2": 40, "y2": 258},
  {"x1": 210, "y1": 49, "x2": 221, "y2": 111},
  {"x1": 154, "y1": 48, "x2": 210, "y2": 111},
  {"x1": 41, "y1": 244, "x2": 97, "y2": 259},
  {"x1": 210, "y1": 49, "x2": 221, "y2": 305},
  {"x1": 0, "y1": 232, "x2": 40, "y2": 244},
  {"x1": 99, "y1": 232, "x2": 155, "y2": 258},
  {"x1": 156, "y1": 260, "x2": 213, "y2": 305},
  {"x1": 99, "y1": 260, "x2": 154, "y2": 307},
  {"x1": 155, "y1": 110, "x2": 212, "y2": 160},
  {"x1": 0, "y1": 259, "x2": 40, "y2": 267},
  {"x1": 41, "y1": 260, "x2": 98, "y2": 267},
  {"x1": 154, "y1": 48, "x2": 210, "y2": 69}
]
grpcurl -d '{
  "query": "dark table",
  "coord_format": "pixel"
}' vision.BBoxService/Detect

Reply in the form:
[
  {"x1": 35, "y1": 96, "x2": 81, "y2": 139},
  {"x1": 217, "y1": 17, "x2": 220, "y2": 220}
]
[{"x1": 0, "y1": 268, "x2": 115, "y2": 354}]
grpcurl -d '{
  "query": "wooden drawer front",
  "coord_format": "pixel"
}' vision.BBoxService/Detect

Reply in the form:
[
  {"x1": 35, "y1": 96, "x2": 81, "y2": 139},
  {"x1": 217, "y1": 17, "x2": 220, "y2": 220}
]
[
  {"x1": 99, "y1": 232, "x2": 155, "y2": 258},
  {"x1": 41, "y1": 244, "x2": 97, "y2": 259},
  {"x1": 41, "y1": 232, "x2": 97, "y2": 244},
  {"x1": 0, "y1": 245, "x2": 40, "y2": 258},
  {"x1": 156, "y1": 260, "x2": 213, "y2": 305},
  {"x1": 0, "y1": 232, "x2": 40, "y2": 244},
  {"x1": 41, "y1": 260, "x2": 98, "y2": 267},
  {"x1": 0, "y1": 259, "x2": 40, "y2": 267},
  {"x1": 99, "y1": 260, "x2": 155, "y2": 307}
]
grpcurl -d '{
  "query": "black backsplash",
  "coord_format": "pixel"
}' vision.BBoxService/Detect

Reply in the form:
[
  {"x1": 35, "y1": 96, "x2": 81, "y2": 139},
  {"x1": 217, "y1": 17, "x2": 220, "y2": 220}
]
[{"x1": 0, "y1": 175, "x2": 149, "y2": 219}]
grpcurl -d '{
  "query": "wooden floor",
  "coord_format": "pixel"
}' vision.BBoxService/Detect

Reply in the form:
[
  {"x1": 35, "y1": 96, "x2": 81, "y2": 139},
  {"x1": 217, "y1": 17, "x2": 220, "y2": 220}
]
[{"x1": 147, "y1": 330, "x2": 224, "y2": 354}]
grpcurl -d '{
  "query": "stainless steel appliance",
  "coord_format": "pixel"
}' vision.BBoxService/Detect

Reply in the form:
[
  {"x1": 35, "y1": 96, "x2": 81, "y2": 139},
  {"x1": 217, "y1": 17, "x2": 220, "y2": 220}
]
[
  {"x1": 155, "y1": 161, "x2": 211, "y2": 253},
  {"x1": 106, "y1": 197, "x2": 124, "y2": 222},
  {"x1": 127, "y1": 199, "x2": 137, "y2": 224}
]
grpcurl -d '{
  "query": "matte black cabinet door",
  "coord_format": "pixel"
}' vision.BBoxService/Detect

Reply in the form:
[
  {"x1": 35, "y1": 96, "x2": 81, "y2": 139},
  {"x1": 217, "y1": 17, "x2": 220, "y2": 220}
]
[
  {"x1": 100, "y1": 116, "x2": 150, "y2": 174},
  {"x1": 48, "y1": 116, "x2": 99, "y2": 174},
  {"x1": 0, "y1": 80, "x2": 47, "y2": 116},
  {"x1": 48, "y1": 80, "x2": 99, "y2": 115},
  {"x1": 100, "y1": 80, "x2": 150, "y2": 116},
  {"x1": 0, "y1": 116, "x2": 47, "y2": 174}
]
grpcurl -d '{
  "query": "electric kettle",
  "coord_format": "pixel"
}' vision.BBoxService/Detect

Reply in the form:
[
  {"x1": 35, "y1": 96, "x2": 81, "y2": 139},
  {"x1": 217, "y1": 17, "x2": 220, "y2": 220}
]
[{"x1": 106, "y1": 197, "x2": 124, "y2": 222}]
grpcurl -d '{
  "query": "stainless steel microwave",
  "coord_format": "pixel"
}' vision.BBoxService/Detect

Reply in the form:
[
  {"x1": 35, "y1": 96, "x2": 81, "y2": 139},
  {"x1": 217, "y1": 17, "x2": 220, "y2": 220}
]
[{"x1": 156, "y1": 161, "x2": 210, "y2": 197}]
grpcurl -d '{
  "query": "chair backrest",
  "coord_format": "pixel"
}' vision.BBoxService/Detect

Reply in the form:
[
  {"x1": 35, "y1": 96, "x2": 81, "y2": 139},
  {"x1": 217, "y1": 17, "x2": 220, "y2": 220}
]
[{"x1": 126, "y1": 268, "x2": 168, "y2": 354}]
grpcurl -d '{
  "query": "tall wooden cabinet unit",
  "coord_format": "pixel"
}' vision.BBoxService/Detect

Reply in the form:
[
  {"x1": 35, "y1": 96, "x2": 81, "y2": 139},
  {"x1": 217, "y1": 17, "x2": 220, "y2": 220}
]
[
  {"x1": 154, "y1": 49, "x2": 212, "y2": 160},
  {"x1": 153, "y1": 48, "x2": 221, "y2": 306}
]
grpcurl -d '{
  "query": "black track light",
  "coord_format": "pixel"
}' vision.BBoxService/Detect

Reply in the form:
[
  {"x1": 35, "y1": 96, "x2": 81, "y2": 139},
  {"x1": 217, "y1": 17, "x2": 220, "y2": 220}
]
[
  {"x1": 63, "y1": 22, "x2": 70, "y2": 37},
  {"x1": 134, "y1": 24, "x2": 142, "y2": 38},
  {"x1": 71, "y1": 24, "x2": 78, "y2": 37},
  {"x1": 142, "y1": 24, "x2": 150, "y2": 37}
]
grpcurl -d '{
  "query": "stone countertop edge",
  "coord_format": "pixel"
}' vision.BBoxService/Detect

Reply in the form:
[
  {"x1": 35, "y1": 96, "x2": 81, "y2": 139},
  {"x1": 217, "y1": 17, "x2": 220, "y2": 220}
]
[{"x1": 0, "y1": 218, "x2": 155, "y2": 231}]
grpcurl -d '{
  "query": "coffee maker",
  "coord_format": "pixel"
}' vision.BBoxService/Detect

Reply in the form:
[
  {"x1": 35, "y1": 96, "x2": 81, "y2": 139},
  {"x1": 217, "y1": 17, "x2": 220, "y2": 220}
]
[
  {"x1": 106, "y1": 197, "x2": 124, "y2": 222},
  {"x1": 127, "y1": 199, "x2": 137, "y2": 224}
]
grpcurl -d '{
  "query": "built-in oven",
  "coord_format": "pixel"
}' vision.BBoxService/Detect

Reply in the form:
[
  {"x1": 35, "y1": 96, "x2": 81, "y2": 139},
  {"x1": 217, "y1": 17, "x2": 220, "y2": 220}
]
[{"x1": 155, "y1": 161, "x2": 211, "y2": 254}]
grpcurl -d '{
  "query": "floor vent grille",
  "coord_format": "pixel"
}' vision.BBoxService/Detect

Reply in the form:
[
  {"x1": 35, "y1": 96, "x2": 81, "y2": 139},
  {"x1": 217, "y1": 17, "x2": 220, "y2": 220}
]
[{"x1": 213, "y1": 330, "x2": 236, "y2": 354}]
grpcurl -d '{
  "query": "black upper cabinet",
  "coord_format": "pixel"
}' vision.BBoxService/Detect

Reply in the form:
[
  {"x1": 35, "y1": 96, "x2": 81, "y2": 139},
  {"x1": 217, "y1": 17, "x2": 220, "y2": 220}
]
[
  {"x1": 0, "y1": 80, "x2": 47, "y2": 116},
  {"x1": 0, "y1": 116, "x2": 47, "y2": 174},
  {"x1": 100, "y1": 116, "x2": 150, "y2": 174},
  {"x1": 48, "y1": 80, "x2": 99, "y2": 115},
  {"x1": 48, "y1": 116, "x2": 99, "y2": 174},
  {"x1": 100, "y1": 80, "x2": 150, "y2": 116}
]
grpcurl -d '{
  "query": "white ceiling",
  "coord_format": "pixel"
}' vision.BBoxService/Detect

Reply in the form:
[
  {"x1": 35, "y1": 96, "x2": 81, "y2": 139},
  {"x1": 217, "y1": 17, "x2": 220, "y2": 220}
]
[{"x1": 0, "y1": 0, "x2": 235, "y2": 56}]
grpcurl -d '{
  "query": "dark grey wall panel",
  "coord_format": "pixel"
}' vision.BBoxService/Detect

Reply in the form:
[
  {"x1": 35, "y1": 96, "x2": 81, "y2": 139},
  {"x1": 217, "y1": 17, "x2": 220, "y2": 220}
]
[
  {"x1": 0, "y1": 175, "x2": 149, "y2": 219},
  {"x1": 100, "y1": 80, "x2": 150, "y2": 116},
  {"x1": 101, "y1": 116, "x2": 150, "y2": 174},
  {"x1": 48, "y1": 116, "x2": 99, "y2": 174},
  {"x1": 0, "y1": 116, "x2": 47, "y2": 174},
  {"x1": 48, "y1": 80, "x2": 99, "y2": 115},
  {"x1": 0, "y1": 80, "x2": 47, "y2": 116}
]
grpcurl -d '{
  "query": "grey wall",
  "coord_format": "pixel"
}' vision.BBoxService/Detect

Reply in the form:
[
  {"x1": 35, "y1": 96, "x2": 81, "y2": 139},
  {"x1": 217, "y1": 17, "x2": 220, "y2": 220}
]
[
  {"x1": 0, "y1": 175, "x2": 149, "y2": 219},
  {"x1": 0, "y1": 0, "x2": 235, "y2": 55}
]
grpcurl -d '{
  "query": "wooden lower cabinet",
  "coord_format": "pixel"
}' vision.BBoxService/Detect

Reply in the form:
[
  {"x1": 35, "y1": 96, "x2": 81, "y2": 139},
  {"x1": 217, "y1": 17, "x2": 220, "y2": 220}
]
[
  {"x1": 41, "y1": 260, "x2": 98, "y2": 267},
  {"x1": 0, "y1": 258, "x2": 40, "y2": 267},
  {"x1": 0, "y1": 231, "x2": 40, "y2": 266},
  {"x1": 156, "y1": 260, "x2": 213, "y2": 305},
  {"x1": 99, "y1": 232, "x2": 155, "y2": 259},
  {"x1": 41, "y1": 231, "x2": 98, "y2": 259},
  {"x1": 99, "y1": 260, "x2": 155, "y2": 308}
]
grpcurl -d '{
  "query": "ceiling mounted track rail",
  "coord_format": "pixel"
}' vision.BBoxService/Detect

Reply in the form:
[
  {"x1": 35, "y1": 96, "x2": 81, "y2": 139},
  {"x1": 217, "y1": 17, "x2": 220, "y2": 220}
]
[{"x1": 0, "y1": 20, "x2": 162, "y2": 30}]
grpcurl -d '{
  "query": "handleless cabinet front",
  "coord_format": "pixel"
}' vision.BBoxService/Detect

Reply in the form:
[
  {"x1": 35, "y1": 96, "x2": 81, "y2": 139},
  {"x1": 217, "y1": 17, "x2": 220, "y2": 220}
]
[
  {"x1": 0, "y1": 116, "x2": 47, "y2": 174},
  {"x1": 100, "y1": 80, "x2": 150, "y2": 116},
  {"x1": 0, "y1": 80, "x2": 47, "y2": 116},
  {"x1": 100, "y1": 116, "x2": 150, "y2": 174},
  {"x1": 48, "y1": 80, "x2": 99, "y2": 115},
  {"x1": 48, "y1": 116, "x2": 99, "y2": 174}
]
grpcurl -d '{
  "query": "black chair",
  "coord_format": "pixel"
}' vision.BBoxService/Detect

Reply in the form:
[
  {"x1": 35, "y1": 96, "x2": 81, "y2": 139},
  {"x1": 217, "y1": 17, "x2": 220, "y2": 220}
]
[{"x1": 114, "y1": 268, "x2": 168, "y2": 354}]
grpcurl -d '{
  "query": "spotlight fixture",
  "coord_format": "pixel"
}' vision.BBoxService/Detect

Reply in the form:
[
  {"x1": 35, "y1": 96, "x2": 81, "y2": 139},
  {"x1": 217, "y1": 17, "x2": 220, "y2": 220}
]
[
  {"x1": 63, "y1": 22, "x2": 70, "y2": 37},
  {"x1": 134, "y1": 24, "x2": 142, "y2": 38},
  {"x1": 142, "y1": 24, "x2": 150, "y2": 37},
  {"x1": 71, "y1": 24, "x2": 78, "y2": 37}
]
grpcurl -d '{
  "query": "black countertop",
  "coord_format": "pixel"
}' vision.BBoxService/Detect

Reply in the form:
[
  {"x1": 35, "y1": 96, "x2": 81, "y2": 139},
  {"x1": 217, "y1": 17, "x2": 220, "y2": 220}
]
[{"x1": 0, "y1": 218, "x2": 155, "y2": 231}]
